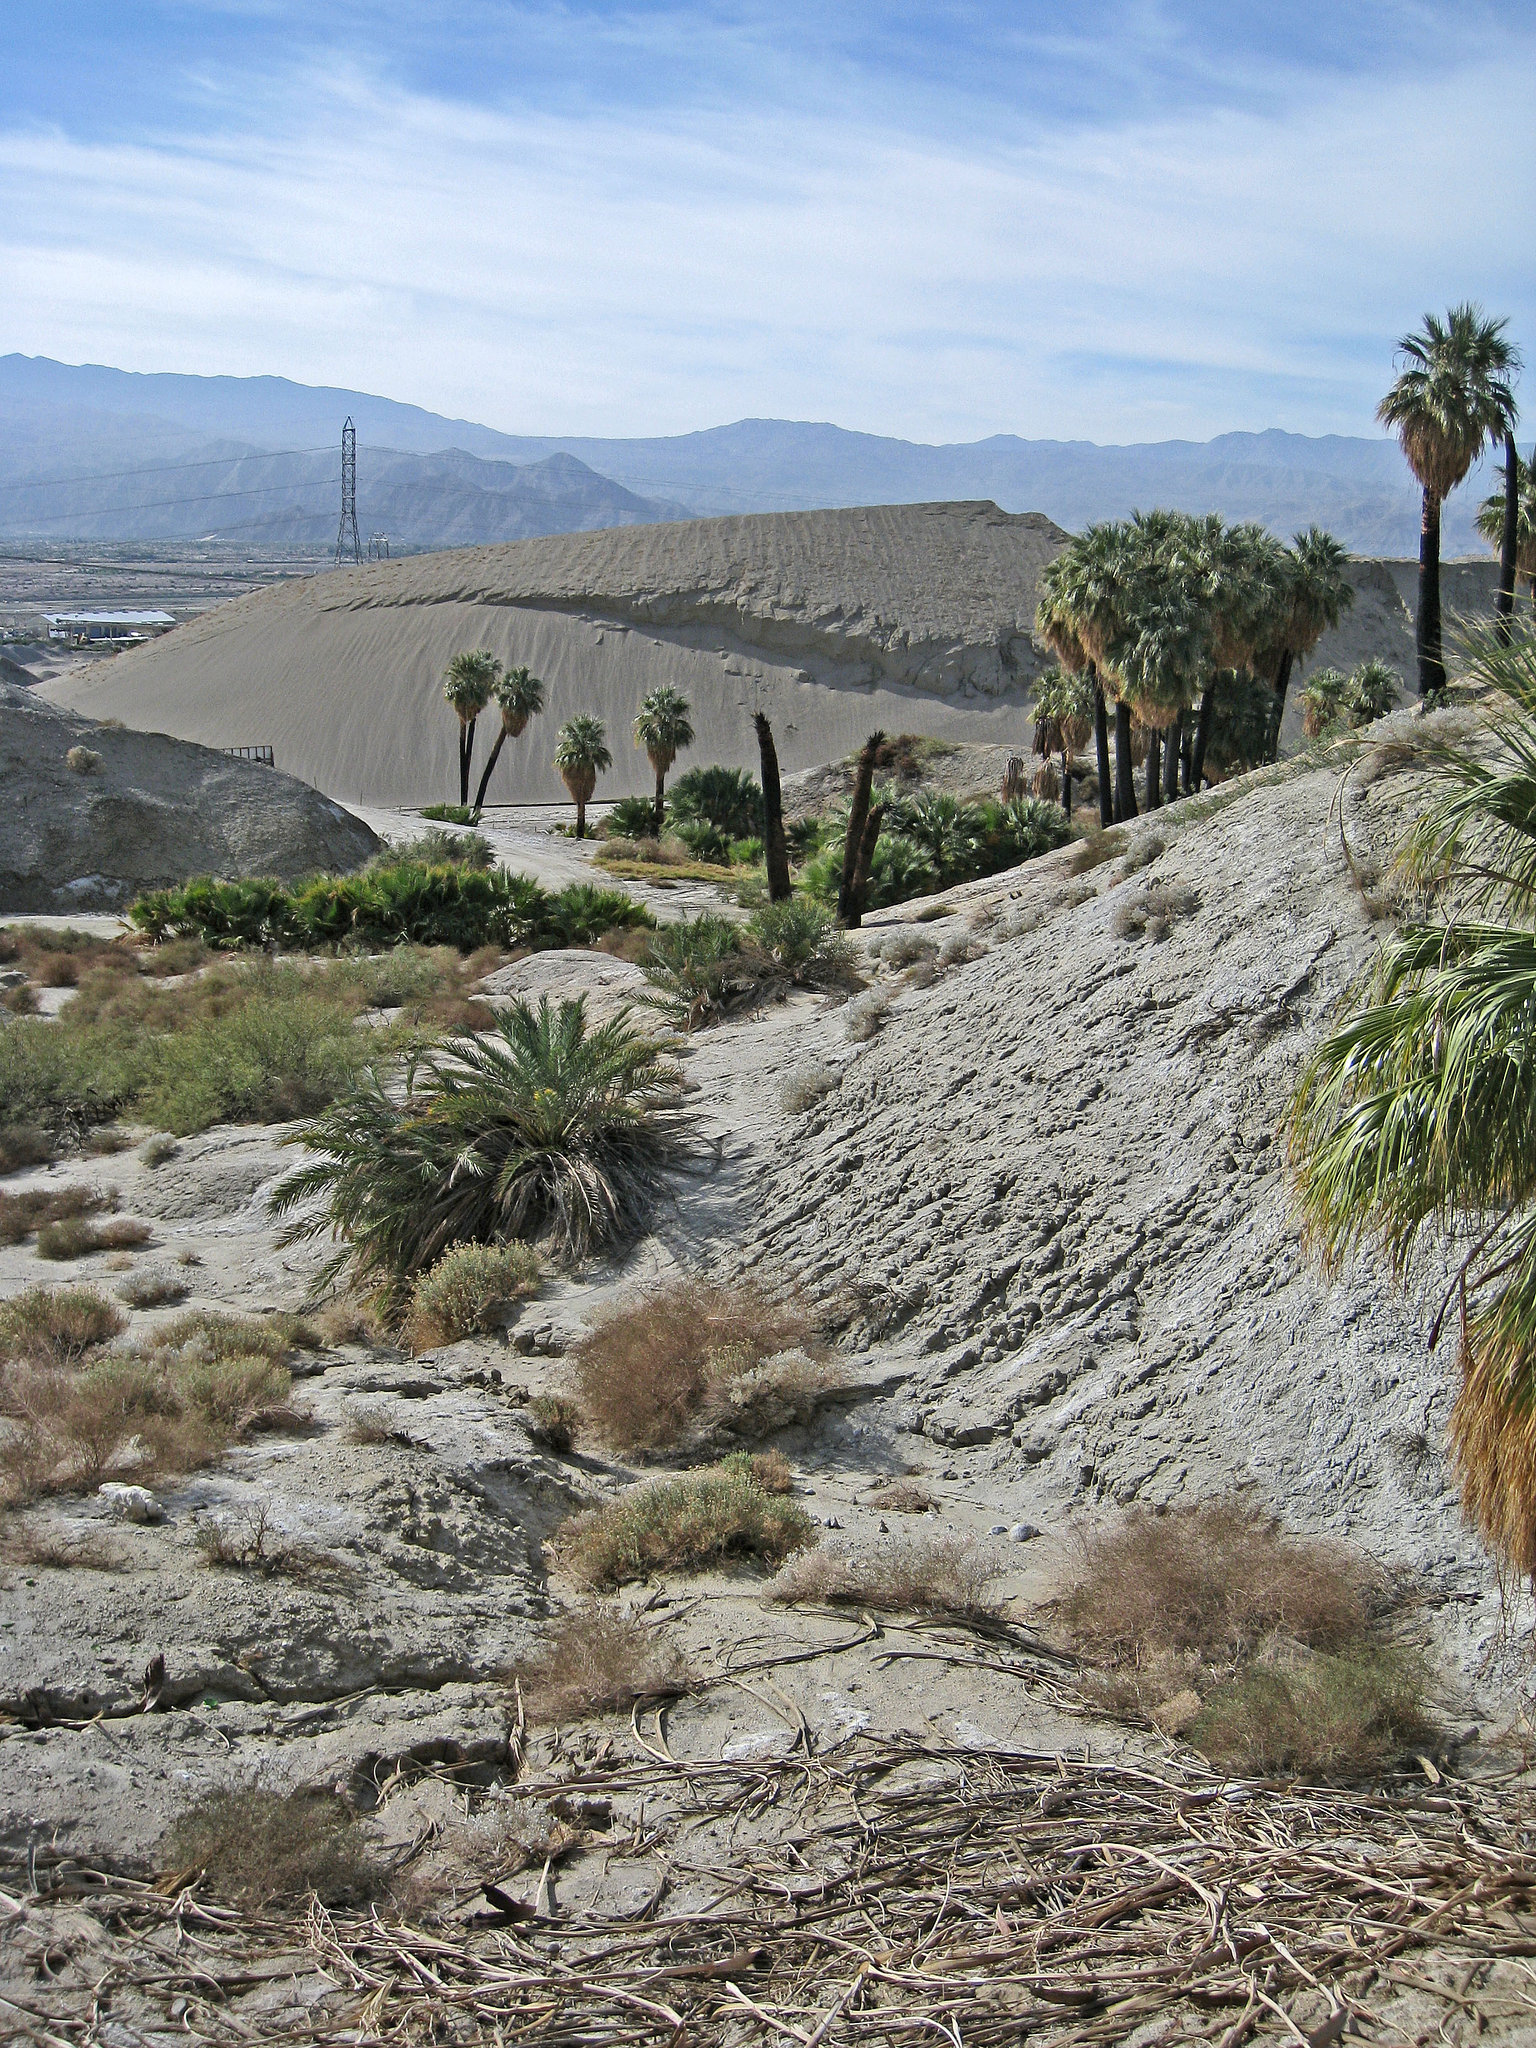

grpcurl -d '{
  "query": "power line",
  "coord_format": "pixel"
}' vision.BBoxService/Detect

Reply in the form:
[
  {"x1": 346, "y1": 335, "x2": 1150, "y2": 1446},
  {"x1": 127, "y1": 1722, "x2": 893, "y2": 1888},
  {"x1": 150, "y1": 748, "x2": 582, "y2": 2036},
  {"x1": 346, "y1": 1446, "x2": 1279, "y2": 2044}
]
[
  {"x1": 0, "y1": 444, "x2": 337, "y2": 495},
  {"x1": 11, "y1": 479, "x2": 339, "y2": 529}
]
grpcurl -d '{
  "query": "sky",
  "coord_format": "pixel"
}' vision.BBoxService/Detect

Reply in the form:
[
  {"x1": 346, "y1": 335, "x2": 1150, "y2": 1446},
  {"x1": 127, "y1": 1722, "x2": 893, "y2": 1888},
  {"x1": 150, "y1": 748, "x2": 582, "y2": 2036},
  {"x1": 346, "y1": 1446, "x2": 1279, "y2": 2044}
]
[{"x1": 2, "y1": 1, "x2": 1533, "y2": 445}]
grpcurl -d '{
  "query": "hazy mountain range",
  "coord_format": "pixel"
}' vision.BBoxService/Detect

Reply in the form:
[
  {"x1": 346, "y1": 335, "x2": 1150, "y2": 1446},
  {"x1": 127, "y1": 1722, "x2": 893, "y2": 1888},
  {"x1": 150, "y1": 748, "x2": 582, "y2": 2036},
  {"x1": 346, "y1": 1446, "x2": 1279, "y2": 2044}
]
[{"x1": 0, "y1": 354, "x2": 1505, "y2": 557}]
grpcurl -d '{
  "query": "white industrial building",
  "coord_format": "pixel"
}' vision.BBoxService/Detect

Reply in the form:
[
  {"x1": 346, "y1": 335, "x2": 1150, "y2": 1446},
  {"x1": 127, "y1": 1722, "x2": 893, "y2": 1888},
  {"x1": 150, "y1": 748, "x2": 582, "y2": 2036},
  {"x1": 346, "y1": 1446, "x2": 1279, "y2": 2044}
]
[{"x1": 44, "y1": 610, "x2": 176, "y2": 645}]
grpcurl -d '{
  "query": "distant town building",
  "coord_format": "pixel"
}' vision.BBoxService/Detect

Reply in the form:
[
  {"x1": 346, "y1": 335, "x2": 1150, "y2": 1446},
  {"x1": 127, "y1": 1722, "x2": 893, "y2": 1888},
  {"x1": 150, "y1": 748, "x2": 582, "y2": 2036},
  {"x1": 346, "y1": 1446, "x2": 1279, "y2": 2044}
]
[{"x1": 44, "y1": 611, "x2": 176, "y2": 645}]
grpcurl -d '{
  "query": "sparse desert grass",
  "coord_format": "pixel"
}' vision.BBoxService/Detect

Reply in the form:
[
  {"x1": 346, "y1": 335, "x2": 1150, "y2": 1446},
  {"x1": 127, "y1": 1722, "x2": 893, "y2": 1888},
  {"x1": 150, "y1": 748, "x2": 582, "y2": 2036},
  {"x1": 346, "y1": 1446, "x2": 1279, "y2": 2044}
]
[
  {"x1": 344, "y1": 1403, "x2": 406, "y2": 1446},
  {"x1": 35, "y1": 1215, "x2": 151, "y2": 1260},
  {"x1": 404, "y1": 1241, "x2": 541, "y2": 1351},
  {"x1": 316, "y1": 1298, "x2": 388, "y2": 1349},
  {"x1": 512, "y1": 1604, "x2": 691, "y2": 1721},
  {"x1": 526, "y1": 1394, "x2": 580, "y2": 1452},
  {"x1": 780, "y1": 1062, "x2": 841, "y2": 1114},
  {"x1": 0, "y1": 1523, "x2": 124, "y2": 1571},
  {"x1": 115, "y1": 1270, "x2": 191, "y2": 1309},
  {"x1": 81, "y1": 1126, "x2": 133, "y2": 1156},
  {"x1": 771, "y1": 1533, "x2": 1000, "y2": 1620},
  {"x1": 865, "y1": 1477, "x2": 934, "y2": 1514},
  {"x1": 161, "y1": 1789, "x2": 385, "y2": 1907},
  {"x1": 0, "y1": 1183, "x2": 117, "y2": 1246},
  {"x1": 0, "y1": 1295, "x2": 296, "y2": 1505},
  {"x1": 0, "y1": 1285, "x2": 125, "y2": 1365},
  {"x1": 1189, "y1": 1646, "x2": 1432, "y2": 1778},
  {"x1": 139, "y1": 1135, "x2": 179, "y2": 1168},
  {"x1": 868, "y1": 929, "x2": 937, "y2": 971},
  {"x1": 1112, "y1": 881, "x2": 1201, "y2": 942},
  {"x1": 196, "y1": 1501, "x2": 350, "y2": 1581},
  {"x1": 844, "y1": 990, "x2": 891, "y2": 1041},
  {"x1": 563, "y1": 1466, "x2": 815, "y2": 1588},
  {"x1": 572, "y1": 1280, "x2": 823, "y2": 1454}
]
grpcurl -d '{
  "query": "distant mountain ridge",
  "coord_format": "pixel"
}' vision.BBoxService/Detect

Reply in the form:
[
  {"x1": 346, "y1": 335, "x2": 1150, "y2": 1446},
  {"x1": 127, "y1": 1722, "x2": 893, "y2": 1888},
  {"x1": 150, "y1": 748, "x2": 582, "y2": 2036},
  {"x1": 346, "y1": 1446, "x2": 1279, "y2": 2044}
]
[{"x1": 0, "y1": 354, "x2": 1503, "y2": 556}]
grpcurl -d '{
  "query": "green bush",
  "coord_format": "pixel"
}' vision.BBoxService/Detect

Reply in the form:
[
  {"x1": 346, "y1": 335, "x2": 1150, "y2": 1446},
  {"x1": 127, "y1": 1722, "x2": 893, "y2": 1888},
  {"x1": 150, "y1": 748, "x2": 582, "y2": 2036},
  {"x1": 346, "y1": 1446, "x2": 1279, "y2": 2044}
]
[
  {"x1": 1190, "y1": 1648, "x2": 1431, "y2": 1779},
  {"x1": 641, "y1": 916, "x2": 764, "y2": 1029},
  {"x1": 604, "y1": 796, "x2": 660, "y2": 839},
  {"x1": 668, "y1": 765, "x2": 764, "y2": 841},
  {"x1": 418, "y1": 803, "x2": 483, "y2": 827},
  {"x1": 670, "y1": 818, "x2": 732, "y2": 864},
  {"x1": 564, "y1": 1465, "x2": 815, "y2": 1588},
  {"x1": 0, "y1": 1285, "x2": 125, "y2": 1364},
  {"x1": 273, "y1": 997, "x2": 694, "y2": 1303},
  {"x1": 743, "y1": 899, "x2": 855, "y2": 984},
  {"x1": 128, "y1": 864, "x2": 651, "y2": 956}
]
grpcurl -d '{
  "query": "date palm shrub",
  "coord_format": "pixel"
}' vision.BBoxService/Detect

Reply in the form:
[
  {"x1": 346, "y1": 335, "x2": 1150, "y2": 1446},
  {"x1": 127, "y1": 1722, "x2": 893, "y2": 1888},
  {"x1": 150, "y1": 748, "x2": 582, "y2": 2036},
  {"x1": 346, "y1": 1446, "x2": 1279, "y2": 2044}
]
[
  {"x1": 473, "y1": 664, "x2": 545, "y2": 812},
  {"x1": 971, "y1": 795, "x2": 1073, "y2": 873},
  {"x1": 543, "y1": 883, "x2": 655, "y2": 948},
  {"x1": 443, "y1": 650, "x2": 499, "y2": 807},
  {"x1": 1288, "y1": 625, "x2": 1536, "y2": 1572},
  {"x1": 667, "y1": 765, "x2": 764, "y2": 843},
  {"x1": 1378, "y1": 305, "x2": 1520, "y2": 703},
  {"x1": 554, "y1": 716, "x2": 612, "y2": 840},
  {"x1": 273, "y1": 996, "x2": 692, "y2": 1311},
  {"x1": 640, "y1": 915, "x2": 765, "y2": 1029},
  {"x1": 602, "y1": 795, "x2": 663, "y2": 840},
  {"x1": 633, "y1": 685, "x2": 695, "y2": 835},
  {"x1": 744, "y1": 898, "x2": 857, "y2": 986}
]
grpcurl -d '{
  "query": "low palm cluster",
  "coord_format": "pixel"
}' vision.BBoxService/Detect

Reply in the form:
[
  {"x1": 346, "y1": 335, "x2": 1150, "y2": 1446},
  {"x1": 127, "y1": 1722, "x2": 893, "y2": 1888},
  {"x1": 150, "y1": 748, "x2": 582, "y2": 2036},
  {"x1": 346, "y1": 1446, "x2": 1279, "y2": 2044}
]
[
  {"x1": 639, "y1": 900, "x2": 857, "y2": 1029},
  {"x1": 798, "y1": 791, "x2": 1070, "y2": 909},
  {"x1": 1298, "y1": 659, "x2": 1402, "y2": 741},
  {"x1": 1288, "y1": 626, "x2": 1536, "y2": 1572},
  {"x1": 273, "y1": 996, "x2": 694, "y2": 1309}
]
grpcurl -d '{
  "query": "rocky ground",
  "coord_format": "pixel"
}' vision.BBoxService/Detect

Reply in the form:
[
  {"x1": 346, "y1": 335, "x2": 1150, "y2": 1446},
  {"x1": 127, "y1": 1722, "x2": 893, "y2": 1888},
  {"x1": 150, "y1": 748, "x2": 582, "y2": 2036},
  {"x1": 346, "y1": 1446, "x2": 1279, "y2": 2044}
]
[{"x1": 2, "y1": 714, "x2": 1534, "y2": 2043}]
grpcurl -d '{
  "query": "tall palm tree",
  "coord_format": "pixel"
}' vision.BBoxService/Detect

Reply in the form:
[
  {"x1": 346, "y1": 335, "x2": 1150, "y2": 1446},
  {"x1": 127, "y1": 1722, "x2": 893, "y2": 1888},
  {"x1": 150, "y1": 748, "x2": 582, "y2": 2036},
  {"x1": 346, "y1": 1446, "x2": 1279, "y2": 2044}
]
[
  {"x1": 1288, "y1": 624, "x2": 1536, "y2": 1571},
  {"x1": 1377, "y1": 305, "x2": 1520, "y2": 705},
  {"x1": 1250, "y1": 528, "x2": 1355, "y2": 761},
  {"x1": 632, "y1": 686, "x2": 695, "y2": 835},
  {"x1": 1032, "y1": 668, "x2": 1095, "y2": 819},
  {"x1": 554, "y1": 715, "x2": 612, "y2": 839},
  {"x1": 444, "y1": 650, "x2": 500, "y2": 807},
  {"x1": 1037, "y1": 525, "x2": 1137, "y2": 821},
  {"x1": 1478, "y1": 448, "x2": 1536, "y2": 621},
  {"x1": 472, "y1": 665, "x2": 546, "y2": 813}
]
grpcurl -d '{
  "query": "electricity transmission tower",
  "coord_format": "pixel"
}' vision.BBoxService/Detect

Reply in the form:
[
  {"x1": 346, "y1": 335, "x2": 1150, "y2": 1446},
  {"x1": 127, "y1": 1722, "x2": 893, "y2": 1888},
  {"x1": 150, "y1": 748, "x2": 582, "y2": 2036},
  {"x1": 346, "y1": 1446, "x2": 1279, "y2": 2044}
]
[{"x1": 334, "y1": 417, "x2": 361, "y2": 566}]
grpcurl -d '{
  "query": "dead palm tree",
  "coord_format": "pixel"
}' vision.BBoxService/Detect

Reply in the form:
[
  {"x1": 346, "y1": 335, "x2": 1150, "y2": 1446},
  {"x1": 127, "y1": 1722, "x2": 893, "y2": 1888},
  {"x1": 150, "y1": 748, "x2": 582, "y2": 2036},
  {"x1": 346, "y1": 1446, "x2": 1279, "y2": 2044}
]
[
  {"x1": 632, "y1": 686, "x2": 695, "y2": 835},
  {"x1": 1288, "y1": 623, "x2": 1536, "y2": 1571},
  {"x1": 554, "y1": 715, "x2": 612, "y2": 840},
  {"x1": 472, "y1": 665, "x2": 545, "y2": 813},
  {"x1": 1377, "y1": 305, "x2": 1520, "y2": 704},
  {"x1": 1478, "y1": 449, "x2": 1536, "y2": 622},
  {"x1": 443, "y1": 650, "x2": 499, "y2": 807}
]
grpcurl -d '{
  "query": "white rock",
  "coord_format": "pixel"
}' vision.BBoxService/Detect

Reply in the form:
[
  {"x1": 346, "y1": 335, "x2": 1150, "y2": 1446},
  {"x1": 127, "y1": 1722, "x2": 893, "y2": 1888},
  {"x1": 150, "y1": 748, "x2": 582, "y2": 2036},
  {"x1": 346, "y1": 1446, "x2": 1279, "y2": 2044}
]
[{"x1": 98, "y1": 1483, "x2": 164, "y2": 1524}]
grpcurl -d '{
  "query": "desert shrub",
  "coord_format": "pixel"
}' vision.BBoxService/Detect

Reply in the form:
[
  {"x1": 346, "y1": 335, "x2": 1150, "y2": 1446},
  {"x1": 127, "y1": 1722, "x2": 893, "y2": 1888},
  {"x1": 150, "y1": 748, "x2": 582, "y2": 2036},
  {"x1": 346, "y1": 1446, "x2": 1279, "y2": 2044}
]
[
  {"x1": 573, "y1": 1280, "x2": 816, "y2": 1453},
  {"x1": 604, "y1": 795, "x2": 664, "y2": 839},
  {"x1": 1111, "y1": 881, "x2": 1201, "y2": 943},
  {"x1": 0, "y1": 1184, "x2": 116, "y2": 1246},
  {"x1": 82, "y1": 1126, "x2": 133, "y2": 1155},
  {"x1": 150, "y1": 1309, "x2": 312, "y2": 1363},
  {"x1": 865, "y1": 1477, "x2": 934, "y2": 1514},
  {"x1": 0, "y1": 1127, "x2": 52, "y2": 1176},
  {"x1": 668, "y1": 765, "x2": 764, "y2": 841},
  {"x1": 526, "y1": 1393, "x2": 580, "y2": 1451},
  {"x1": 771, "y1": 1533, "x2": 1000, "y2": 1619},
  {"x1": 780, "y1": 1062, "x2": 841, "y2": 1114},
  {"x1": 744, "y1": 899, "x2": 857, "y2": 986},
  {"x1": 0, "y1": 1286, "x2": 125, "y2": 1364},
  {"x1": 869, "y1": 929, "x2": 937, "y2": 970},
  {"x1": 274, "y1": 997, "x2": 693, "y2": 1304},
  {"x1": 35, "y1": 1216, "x2": 151, "y2": 1261},
  {"x1": 317, "y1": 1299, "x2": 387, "y2": 1348},
  {"x1": 844, "y1": 990, "x2": 891, "y2": 1041},
  {"x1": 65, "y1": 746, "x2": 102, "y2": 775},
  {"x1": 1057, "y1": 1503, "x2": 1379, "y2": 1673},
  {"x1": 416, "y1": 804, "x2": 484, "y2": 830},
  {"x1": 1189, "y1": 1647, "x2": 1432, "y2": 1778},
  {"x1": 721, "y1": 1447, "x2": 795, "y2": 1493},
  {"x1": 140, "y1": 1135, "x2": 179, "y2": 1167},
  {"x1": 162, "y1": 1789, "x2": 385, "y2": 1907},
  {"x1": 564, "y1": 1465, "x2": 815, "y2": 1588},
  {"x1": 641, "y1": 916, "x2": 764, "y2": 1029},
  {"x1": 405, "y1": 1241, "x2": 541, "y2": 1349},
  {"x1": 115, "y1": 1270, "x2": 190, "y2": 1309},
  {"x1": 513, "y1": 1604, "x2": 691, "y2": 1720},
  {"x1": 195, "y1": 1500, "x2": 346, "y2": 1579}
]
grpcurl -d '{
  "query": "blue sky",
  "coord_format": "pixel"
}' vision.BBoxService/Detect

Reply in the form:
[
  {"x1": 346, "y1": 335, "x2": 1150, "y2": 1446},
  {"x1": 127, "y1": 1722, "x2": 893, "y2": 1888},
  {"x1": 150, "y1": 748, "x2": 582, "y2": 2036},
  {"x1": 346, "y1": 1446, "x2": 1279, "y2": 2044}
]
[{"x1": 3, "y1": 2, "x2": 1532, "y2": 443}]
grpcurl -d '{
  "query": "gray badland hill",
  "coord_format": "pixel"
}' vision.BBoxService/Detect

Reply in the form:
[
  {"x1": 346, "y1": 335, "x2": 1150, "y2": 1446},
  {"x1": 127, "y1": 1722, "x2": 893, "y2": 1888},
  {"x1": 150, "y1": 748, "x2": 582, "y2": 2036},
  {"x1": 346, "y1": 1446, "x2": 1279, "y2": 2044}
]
[
  {"x1": 0, "y1": 354, "x2": 1503, "y2": 555},
  {"x1": 36, "y1": 500, "x2": 1496, "y2": 809},
  {"x1": 0, "y1": 681, "x2": 378, "y2": 912}
]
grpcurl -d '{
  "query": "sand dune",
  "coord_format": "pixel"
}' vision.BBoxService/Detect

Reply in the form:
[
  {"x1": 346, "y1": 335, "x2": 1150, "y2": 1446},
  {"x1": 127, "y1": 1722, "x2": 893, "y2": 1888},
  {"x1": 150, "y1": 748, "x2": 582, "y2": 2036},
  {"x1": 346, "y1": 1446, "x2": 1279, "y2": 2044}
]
[{"x1": 35, "y1": 501, "x2": 1485, "y2": 809}]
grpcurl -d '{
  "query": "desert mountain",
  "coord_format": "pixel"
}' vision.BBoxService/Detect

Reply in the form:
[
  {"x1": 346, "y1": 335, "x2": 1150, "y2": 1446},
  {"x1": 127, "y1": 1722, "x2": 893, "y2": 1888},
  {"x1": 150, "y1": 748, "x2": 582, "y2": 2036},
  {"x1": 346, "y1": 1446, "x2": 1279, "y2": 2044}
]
[{"x1": 0, "y1": 355, "x2": 1503, "y2": 556}]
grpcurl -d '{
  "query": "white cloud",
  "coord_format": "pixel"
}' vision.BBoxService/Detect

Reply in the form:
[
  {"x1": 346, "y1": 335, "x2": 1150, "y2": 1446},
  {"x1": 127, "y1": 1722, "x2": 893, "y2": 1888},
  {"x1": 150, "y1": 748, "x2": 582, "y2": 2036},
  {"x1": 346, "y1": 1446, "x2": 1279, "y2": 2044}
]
[{"x1": 1, "y1": 24, "x2": 1532, "y2": 442}]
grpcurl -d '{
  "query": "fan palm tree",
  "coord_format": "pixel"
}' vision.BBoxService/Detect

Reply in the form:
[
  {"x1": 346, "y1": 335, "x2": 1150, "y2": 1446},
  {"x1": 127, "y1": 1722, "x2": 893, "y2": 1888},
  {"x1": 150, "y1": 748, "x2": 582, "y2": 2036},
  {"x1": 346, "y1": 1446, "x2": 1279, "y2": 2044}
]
[
  {"x1": 1037, "y1": 524, "x2": 1137, "y2": 822},
  {"x1": 632, "y1": 686, "x2": 695, "y2": 835},
  {"x1": 554, "y1": 715, "x2": 613, "y2": 839},
  {"x1": 472, "y1": 665, "x2": 545, "y2": 814},
  {"x1": 1377, "y1": 305, "x2": 1520, "y2": 705},
  {"x1": 1288, "y1": 624, "x2": 1536, "y2": 1571},
  {"x1": 444, "y1": 650, "x2": 500, "y2": 807},
  {"x1": 1251, "y1": 528, "x2": 1354, "y2": 760},
  {"x1": 1478, "y1": 448, "x2": 1536, "y2": 620},
  {"x1": 1032, "y1": 668, "x2": 1095, "y2": 819}
]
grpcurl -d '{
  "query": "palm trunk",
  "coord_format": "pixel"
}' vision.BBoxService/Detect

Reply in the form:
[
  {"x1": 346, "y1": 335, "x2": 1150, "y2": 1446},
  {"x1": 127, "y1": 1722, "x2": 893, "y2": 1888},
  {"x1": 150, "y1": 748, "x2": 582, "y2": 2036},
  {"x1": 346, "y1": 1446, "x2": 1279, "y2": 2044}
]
[
  {"x1": 754, "y1": 713, "x2": 793, "y2": 903},
  {"x1": 1145, "y1": 728, "x2": 1162, "y2": 812},
  {"x1": 1092, "y1": 668, "x2": 1113, "y2": 828},
  {"x1": 652, "y1": 766, "x2": 667, "y2": 837},
  {"x1": 575, "y1": 799, "x2": 587, "y2": 840},
  {"x1": 1418, "y1": 485, "x2": 1445, "y2": 704},
  {"x1": 1497, "y1": 432, "x2": 1519, "y2": 640},
  {"x1": 1269, "y1": 650, "x2": 1294, "y2": 761},
  {"x1": 844, "y1": 803, "x2": 886, "y2": 930},
  {"x1": 1113, "y1": 700, "x2": 1138, "y2": 821},
  {"x1": 838, "y1": 730, "x2": 883, "y2": 925},
  {"x1": 1180, "y1": 720, "x2": 1193, "y2": 796},
  {"x1": 1191, "y1": 683, "x2": 1215, "y2": 790},
  {"x1": 1061, "y1": 748, "x2": 1072, "y2": 821},
  {"x1": 1163, "y1": 709, "x2": 1181, "y2": 803},
  {"x1": 457, "y1": 722, "x2": 474, "y2": 807},
  {"x1": 472, "y1": 728, "x2": 508, "y2": 814}
]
